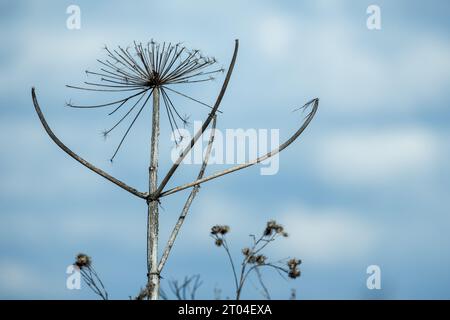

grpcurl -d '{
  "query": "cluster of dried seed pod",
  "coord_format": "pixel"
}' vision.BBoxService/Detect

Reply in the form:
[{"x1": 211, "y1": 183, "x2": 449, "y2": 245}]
[
  {"x1": 212, "y1": 219, "x2": 302, "y2": 299},
  {"x1": 264, "y1": 220, "x2": 288, "y2": 237},
  {"x1": 287, "y1": 258, "x2": 302, "y2": 279},
  {"x1": 241, "y1": 248, "x2": 267, "y2": 265},
  {"x1": 75, "y1": 253, "x2": 92, "y2": 268},
  {"x1": 211, "y1": 225, "x2": 230, "y2": 236}
]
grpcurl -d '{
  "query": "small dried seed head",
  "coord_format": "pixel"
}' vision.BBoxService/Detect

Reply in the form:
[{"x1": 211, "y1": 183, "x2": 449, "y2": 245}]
[
  {"x1": 264, "y1": 220, "x2": 286, "y2": 237},
  {"x1": 220, "y1": 225, "x2": 230, "y2": 235},
  {"x1": 242, "y1": 248, "x2": 251, "y2": 256},
  {"x1": 288, "y1": 269, "x2": 301, "y2": 279},
  {"x1": 263, "y1": 228, "x2": 272, "y2": 237},
  {"x1": 75, "y1": 253, "x2": 91, "y2": 268},
  {"x1": 287, "y1": 258, "x2": 301, "y2": 269},
  {"x1": 211, "y1": 225, "x2": 221, "y2": 235},
  {"x1": 255, "y1": 255, "x2": 267, "y2": 265},
  {"x1": 211, "y1": 225, "x2": 230, "y2": 235},
  {"x1": 287, "y1": 258, "x2": 301, "y2": 279},
  {"x1": 215, "y1": 239, "x2": 223, "y2": 247}
]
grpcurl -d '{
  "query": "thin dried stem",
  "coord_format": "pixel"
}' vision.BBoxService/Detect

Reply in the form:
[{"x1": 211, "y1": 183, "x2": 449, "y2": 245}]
[
  {"x1": 157, "y1": 116, "x2": 217, "y2": 274},
  {"x1": 159, "y1": 98, "x2": 319, "y2": 198},
  {"x1": 31, "y1": 88, "x2": 147, "y2": 199},
  {"x1": 166, "y1": 275, "x2": 202, "y2": 300},
  {"x1": 255, "y1": 267, "x2": 271, "y2": 300},
  {"x1": 155, "y1": 40, "x2": 239, "y2": 197}
]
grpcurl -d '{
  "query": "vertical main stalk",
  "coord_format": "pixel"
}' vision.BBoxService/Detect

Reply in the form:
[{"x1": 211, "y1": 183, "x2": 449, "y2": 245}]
[{"x1": 148, "y1": 87, "x2": 160, "y2": 300}]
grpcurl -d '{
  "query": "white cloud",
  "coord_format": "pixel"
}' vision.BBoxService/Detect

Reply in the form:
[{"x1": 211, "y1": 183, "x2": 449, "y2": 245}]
[
  {"x1": 276, "y1": 205, "x2": 379, "y2": 263},
  {"x1": 255, "y1": 14, "x2": 295, "y2": 59},
  {"x1": 0, "y1": 208, "x2": 144, "y2": 251},
  {"x1": 175, "y1": 193, "x2": 254, "y2": 246},
  {"x1": 0, "y1": 260, "x2": 49, "y2": 297},
  {"x1": 313, "y1": 126, "x2": 439, "y2": 185},
  {"x1": 251, "y1": 14, "x2": 450, "y2": 115}
]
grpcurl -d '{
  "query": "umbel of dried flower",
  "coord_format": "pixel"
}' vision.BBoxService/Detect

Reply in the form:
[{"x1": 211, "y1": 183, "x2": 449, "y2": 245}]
[{"x1": 67, "y1": 40, "x2": 224, "y2": 161}]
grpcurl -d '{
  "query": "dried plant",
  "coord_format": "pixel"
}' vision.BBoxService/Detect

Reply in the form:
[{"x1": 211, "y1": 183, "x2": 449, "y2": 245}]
[
  {"x1": 165, "y1": 275, "x2": 203, "y2": 300},
  {"x1": 31, "y1": 39, "x2": 318, "y2": 300},
  {"x1": 211, "y1": 221, "x2": 301, "y2": 300},
  {"x1": 66, "y1": 41, "x2": 223, "y2": 160},
  {"x1": 136, "y1": 275, "x2": 202, "y2": 300},
  {"x1": 73, "y1": 253, "x2": 108, "y2": 300}
]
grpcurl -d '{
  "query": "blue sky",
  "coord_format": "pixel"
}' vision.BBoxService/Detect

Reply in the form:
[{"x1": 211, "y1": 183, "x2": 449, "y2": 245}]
[{"x1": 1, "y1": 0, "x2": 450, "y2": 299}]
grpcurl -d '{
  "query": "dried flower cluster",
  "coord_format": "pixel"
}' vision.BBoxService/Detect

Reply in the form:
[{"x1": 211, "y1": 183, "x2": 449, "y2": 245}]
[
  {"x1": 211, "y1": 220, "x2": 301, "y2": 299},
  {"x1": 287, "y1": 258, "x2": 302, "y2": 279},
  {"x1": 264, "y1": 220, "x2": 288, "y2": 237},
  {"x1": 67, "y1": 40, "x2": 223, "y2": 161},
  {"x1": 211, "y1": 225, "x2": 230, "y2": 236},
  {"x1": 241, "y1": 248, "x2": 267, "y2": 265},
  {"x1": 73, "y1": 253, "x2": 108, "y2": 300},
  {"x1": 75, "y1": 253, "x2": 92, "y2": 268}
]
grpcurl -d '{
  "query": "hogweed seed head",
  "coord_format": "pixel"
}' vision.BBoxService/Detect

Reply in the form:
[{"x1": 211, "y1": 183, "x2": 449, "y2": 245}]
[{"x1": 67, "y1": 40, "x2": 222, "y2": 161}]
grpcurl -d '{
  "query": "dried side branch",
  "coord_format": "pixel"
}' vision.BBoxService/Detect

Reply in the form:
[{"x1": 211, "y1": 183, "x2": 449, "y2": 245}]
[
  {"x1": 254, "y1": 267, "x2": 271, "y2": 300},
  {"x1": 155, "y1": 39, "x2": 240, "y2": 197},
  {"x1": 167, "y1": 275, "x2": 202, "y2": 300},
  {"x1": 211, "y1": 221, "x2": 300, "y2": 300},
  {"x1": 74, "y1": 253, "x2": 108, "y2": 300},
  {"x1": 158, "y1": 116, "x2": 217, "y2": 273},
  {"x1": 31, "y1": 88, "x2": 147, "y2": 199},
  {"x1": 159, "y1": 98, "x2": 319, "y2": 197}
]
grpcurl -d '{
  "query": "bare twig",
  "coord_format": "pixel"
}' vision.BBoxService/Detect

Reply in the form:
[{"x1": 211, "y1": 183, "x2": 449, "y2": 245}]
[
  {"x1": 254, "y1": 268, "x2": 271, "y2": 300},
  {"x1": 159, "y1": 98, "x2": 319, "y2": 198},
  {"x1": 166, "y1": 275, "x2": 202, "y2": 300},
  {"x1": 31, "y1": 88, "x2": 147, "y2": 199},
  {"x1": 221, "y1": 236, "x2": 240, "y2": 292}
]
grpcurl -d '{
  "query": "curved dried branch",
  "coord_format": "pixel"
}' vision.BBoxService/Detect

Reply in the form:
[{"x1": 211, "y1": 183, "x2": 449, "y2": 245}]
[
  {"x1": 155, "y1": 39, "x2": 239, "y2": 197},
  {"x1": 159, "y1": 98, "x2": 319, "y2": 198},
  {"x1": 31, "y1": 88, "x2": 147, "y2": 199},
  {"x1": 158, "y1": 116, "x2": 217, "y2": 273}
]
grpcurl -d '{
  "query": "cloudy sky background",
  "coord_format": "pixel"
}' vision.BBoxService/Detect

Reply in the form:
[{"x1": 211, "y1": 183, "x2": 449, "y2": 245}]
[{"x1": 1, "y1": 0, "x2": 450, "y2": 299}]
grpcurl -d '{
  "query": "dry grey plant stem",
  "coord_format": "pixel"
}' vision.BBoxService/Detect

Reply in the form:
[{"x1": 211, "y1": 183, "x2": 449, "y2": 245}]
[
  {"x1": 211, "y1": 221, "x2": 301, "y2": 300},
  {"x1": 31, "y1": 39, "x2": 318, "y2": 300}
]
